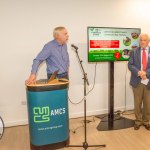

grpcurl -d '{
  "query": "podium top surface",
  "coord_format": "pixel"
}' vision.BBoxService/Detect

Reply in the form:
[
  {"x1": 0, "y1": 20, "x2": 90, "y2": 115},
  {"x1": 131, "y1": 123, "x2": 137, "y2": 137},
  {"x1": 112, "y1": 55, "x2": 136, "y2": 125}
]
[{"x1": 26, "y1": 79, "x2": 69, "y2": 92}]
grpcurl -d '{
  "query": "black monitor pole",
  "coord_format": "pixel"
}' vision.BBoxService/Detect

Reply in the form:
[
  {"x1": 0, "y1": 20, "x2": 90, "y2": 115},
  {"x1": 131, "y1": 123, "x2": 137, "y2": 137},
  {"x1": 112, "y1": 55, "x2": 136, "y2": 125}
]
[
  {"x1": 68, "y1": 46, "x2": 106, "y2": 149},
  {"x1": 108, "y1": 62, "x2": 115, "y2": 127}
]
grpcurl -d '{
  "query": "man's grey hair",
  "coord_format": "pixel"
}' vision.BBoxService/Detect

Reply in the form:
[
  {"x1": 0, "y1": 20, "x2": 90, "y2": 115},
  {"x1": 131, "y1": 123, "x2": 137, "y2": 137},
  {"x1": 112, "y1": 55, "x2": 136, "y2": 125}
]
[
  {"x1": 139, "y1": 34, "x2": 150, "y2": 41},
  {"x1": 53, "y1": 26, "x2": 66, "y2": 38}
]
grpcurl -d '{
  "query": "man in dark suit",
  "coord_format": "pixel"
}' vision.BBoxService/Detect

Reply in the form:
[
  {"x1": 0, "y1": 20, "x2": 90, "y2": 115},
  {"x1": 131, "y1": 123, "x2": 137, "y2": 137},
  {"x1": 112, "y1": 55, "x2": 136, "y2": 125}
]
[{"x1": 128, "y1": 34, "x2": 150, "y2": 130}]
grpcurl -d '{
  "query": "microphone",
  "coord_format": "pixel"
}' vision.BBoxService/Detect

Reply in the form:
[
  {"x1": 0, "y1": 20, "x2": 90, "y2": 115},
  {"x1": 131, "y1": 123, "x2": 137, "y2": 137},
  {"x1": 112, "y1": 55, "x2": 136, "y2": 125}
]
[{"x1": 71, "y1": 44, "x2": 78, "y2": 50}]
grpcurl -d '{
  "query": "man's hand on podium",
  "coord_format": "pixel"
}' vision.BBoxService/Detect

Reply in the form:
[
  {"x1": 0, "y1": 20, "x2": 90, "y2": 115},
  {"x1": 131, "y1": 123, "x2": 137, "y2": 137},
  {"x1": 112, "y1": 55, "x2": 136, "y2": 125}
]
[{"x1": 25, "y1": 74, "x2": 36, "y2": 85}]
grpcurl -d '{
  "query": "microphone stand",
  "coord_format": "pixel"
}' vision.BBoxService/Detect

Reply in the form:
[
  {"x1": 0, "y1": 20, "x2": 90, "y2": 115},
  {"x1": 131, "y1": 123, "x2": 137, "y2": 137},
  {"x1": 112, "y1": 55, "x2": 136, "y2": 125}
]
[{"x1": 68, "y1": 47, "x2": 106, "y2": 149}]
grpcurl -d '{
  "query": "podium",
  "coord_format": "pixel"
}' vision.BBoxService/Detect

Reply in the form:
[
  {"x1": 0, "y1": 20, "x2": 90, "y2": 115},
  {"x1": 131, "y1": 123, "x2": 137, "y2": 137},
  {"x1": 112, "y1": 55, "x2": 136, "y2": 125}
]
[{"x1": 26, "y1": 79, "x2": 69, "y2": 150}]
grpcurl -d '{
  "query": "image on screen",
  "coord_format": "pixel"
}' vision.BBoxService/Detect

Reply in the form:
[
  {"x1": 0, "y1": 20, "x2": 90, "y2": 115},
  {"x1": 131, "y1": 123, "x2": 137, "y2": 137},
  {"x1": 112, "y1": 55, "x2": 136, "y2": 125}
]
[{"x1": 87, "y1": 27, "x2": 141, "y2": 62}]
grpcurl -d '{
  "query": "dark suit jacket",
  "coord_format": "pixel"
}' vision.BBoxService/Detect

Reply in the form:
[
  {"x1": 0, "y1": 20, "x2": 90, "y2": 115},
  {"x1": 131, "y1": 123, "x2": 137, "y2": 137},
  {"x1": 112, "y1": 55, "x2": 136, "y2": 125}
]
[{"x1": 128, "y1": 47, "x2": 150, "y2": 89}]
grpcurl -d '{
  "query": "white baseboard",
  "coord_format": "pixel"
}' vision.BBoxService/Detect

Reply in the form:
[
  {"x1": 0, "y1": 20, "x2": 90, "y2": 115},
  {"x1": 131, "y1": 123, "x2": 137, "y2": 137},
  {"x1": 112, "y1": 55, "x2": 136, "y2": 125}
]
[
  {"x1": 4, "y1": 119, "x2": 28, "y2": 127},
  {"x1": 4, "y1": 105, "x2": 134, "y2": 127},
  {"x1": 69, "y1": 105, "x2": 134, "y2": 118}
]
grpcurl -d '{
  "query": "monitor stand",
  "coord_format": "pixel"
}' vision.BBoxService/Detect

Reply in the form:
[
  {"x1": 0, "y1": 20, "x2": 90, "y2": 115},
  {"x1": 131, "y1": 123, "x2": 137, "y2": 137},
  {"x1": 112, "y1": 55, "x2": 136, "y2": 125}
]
[{"x1": 97, "y1": 62, "x2": 134, "y2": 131}]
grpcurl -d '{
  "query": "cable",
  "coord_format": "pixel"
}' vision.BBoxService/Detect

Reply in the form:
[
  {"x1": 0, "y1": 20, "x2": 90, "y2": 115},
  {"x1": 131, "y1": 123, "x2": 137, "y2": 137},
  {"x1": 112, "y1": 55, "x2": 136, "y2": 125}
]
[
  {"x1": 68, "y1": 96, "x2": 84, "y2": 105},
  {"x1": 121, "y1": 110, "x2": 134, "y2": 115},
  {"x1": 100, "y1": 116, "x2": 122, "y2": 122},
  {"x1": 122, "y1": 61, "x2": 134, "y2": 115},
  {"x1": 96, "y1": 62, "x2": 133, "y2": 121},
  {"x1": 112, "y1": 62, "x2": 134, "y2": 116},
  {"x1": 69, "y1": 116, "x2": 96, "y2": 133},
  {"x1": 86, "y1": 62, "x2": 97, "y2": 95},
  {"x1": 69, "y1": 61, "x2": 134, "y2": 115},
  {"x1": 110, "y1": 63, "x2": 127, "y2": 114},
  {"x1": 70, "y1": 125, "x2": 84, "y2": 134},
  {"x1": 68, "y1": 62, "x2": 97, "y2": 105}
]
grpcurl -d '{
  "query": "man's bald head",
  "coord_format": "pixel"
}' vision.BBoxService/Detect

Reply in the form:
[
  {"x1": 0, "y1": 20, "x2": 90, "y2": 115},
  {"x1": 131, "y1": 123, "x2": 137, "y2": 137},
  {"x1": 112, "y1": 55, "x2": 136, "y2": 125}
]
[{"x1": 139, "y1": 34, "x2": 150, "y2": 48}]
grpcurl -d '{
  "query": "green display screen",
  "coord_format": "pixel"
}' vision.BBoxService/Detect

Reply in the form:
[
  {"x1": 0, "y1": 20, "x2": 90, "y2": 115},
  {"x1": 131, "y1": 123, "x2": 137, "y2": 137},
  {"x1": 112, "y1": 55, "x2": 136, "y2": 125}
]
[{"x1": 87, "y1": 27, "x2": 141, "y2": 62}]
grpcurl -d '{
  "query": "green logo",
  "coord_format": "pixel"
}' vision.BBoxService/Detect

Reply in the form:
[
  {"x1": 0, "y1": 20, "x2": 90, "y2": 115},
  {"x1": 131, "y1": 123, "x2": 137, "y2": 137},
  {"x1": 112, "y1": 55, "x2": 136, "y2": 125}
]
[
  {"x1": 33, "y1": 106, "x2": 50, "y2": 123},
  {"x1": 90, "y1": 28, "x2": 94, "y2": 32}
]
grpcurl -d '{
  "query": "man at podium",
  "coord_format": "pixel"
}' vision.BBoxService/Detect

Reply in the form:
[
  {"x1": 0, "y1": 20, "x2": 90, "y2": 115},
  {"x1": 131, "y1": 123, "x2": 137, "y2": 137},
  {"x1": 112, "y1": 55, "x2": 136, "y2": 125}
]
[{"x1": 25, "y1": 26, "x2": 70, "y2": 85}]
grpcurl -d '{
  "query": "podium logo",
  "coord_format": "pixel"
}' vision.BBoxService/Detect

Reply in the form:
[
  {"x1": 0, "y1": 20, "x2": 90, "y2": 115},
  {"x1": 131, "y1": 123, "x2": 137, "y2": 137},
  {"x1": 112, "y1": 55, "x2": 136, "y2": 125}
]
[
  {"x1": 33, "y1": 106, "x2": 66, "y2": 123},
  {"x1": 33, "y1": 107, "x2": 50, "y2": 123}
]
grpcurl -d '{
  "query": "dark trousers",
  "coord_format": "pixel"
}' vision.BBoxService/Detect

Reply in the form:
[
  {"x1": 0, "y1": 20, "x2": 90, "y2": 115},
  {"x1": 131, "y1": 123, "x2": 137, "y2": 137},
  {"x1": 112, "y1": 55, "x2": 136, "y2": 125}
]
[
  {"x1": 47, "y1": 72, "x2": 69, "y2": 80},
  {"x1": 132, "y1": 83, "x2": 150, "y2": 125}
]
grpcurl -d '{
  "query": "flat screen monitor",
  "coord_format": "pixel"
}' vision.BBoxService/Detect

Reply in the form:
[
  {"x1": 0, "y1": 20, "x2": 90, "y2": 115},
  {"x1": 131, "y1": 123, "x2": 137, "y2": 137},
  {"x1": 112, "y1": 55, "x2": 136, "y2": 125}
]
[{"x1": 87, "y1": 27, "x2": 141, "y2": 62}]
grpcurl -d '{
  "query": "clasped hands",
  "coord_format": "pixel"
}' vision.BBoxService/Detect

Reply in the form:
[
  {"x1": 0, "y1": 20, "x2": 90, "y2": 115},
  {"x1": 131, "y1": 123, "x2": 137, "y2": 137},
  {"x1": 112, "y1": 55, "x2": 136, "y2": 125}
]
[{"x1": 138, "y1": 71, "x2": 147, "y2": 80}]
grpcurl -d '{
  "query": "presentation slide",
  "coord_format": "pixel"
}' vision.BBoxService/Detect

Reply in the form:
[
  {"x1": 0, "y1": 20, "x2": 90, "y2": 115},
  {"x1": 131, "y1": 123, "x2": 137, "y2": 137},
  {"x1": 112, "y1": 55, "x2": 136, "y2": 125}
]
[{"x1": 88, "y1": 27, "x2": 141, "y2": 62}]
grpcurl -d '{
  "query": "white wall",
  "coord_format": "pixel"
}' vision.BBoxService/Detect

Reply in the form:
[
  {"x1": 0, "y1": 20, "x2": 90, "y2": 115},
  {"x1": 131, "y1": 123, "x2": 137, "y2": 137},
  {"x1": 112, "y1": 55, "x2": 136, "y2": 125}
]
[{"x1": 1, "y1": 0, "x2": 150, "y2": 127}]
